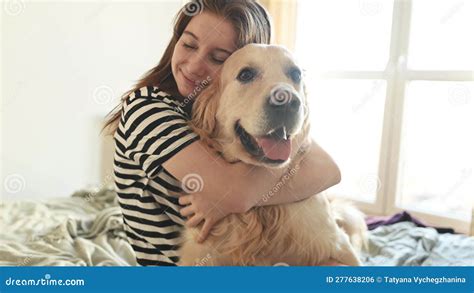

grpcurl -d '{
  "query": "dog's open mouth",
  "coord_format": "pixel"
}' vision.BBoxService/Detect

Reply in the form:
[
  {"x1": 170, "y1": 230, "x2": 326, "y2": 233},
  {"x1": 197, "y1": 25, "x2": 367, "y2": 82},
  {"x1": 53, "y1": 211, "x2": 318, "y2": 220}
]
[{"x1": 235, "y1": 121, "x2": 292, "y2": 164}]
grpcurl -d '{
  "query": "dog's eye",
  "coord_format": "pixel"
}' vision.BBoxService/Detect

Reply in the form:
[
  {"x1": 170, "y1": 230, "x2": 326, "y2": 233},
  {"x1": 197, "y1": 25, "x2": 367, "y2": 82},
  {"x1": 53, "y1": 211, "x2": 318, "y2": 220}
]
[
  {"x1": 289, "y1": 68, "x2": 302, "y2": 84},
  {"x1": 237, "y1": 68, "x2": 256, "y2": 83}
]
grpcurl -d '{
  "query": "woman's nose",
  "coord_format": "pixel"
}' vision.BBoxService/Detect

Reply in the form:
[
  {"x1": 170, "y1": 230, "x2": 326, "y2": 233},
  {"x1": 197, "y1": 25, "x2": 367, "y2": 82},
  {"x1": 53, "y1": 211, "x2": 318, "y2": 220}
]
[{"x1": 186, "y1": 54, "x2": 208, "y2": 79}]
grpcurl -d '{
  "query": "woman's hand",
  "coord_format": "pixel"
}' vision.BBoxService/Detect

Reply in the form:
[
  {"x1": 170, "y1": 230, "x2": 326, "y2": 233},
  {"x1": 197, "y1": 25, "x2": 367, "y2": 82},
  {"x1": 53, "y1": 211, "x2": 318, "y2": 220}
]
[
  {"x1": 179, "y1": 193, "x2": 239, "y2": 243},
  {"x1": 167, "y1": 138, "x2": 341, "y2": 242}
]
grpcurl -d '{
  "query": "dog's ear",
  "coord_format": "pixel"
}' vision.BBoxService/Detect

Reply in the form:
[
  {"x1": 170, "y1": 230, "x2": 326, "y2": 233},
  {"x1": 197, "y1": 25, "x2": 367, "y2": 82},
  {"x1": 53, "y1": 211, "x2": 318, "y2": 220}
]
[{"x1": 191, "y1": 78, "x2": 221, "y2": 146}]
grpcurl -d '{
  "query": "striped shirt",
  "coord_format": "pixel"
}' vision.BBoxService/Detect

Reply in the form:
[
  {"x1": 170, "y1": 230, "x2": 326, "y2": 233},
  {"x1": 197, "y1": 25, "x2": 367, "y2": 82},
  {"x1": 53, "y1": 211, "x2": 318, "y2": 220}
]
[{"x1": 113, "y1": 86, "x2": 199, "y2": 266}]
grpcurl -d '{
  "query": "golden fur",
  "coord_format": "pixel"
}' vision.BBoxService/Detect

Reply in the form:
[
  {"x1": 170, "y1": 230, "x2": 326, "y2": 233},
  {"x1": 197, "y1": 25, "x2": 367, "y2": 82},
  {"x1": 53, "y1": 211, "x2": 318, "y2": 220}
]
[{"x1": 178, "y1": 44, "x2": 366, "y2": 266}]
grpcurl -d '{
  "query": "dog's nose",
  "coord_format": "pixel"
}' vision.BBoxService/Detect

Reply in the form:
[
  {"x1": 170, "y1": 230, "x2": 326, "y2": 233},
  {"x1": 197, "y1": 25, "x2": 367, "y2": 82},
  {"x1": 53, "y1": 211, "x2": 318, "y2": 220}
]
[{"x1": 267, "y1": 86, "x2": 301, "y2": 112}]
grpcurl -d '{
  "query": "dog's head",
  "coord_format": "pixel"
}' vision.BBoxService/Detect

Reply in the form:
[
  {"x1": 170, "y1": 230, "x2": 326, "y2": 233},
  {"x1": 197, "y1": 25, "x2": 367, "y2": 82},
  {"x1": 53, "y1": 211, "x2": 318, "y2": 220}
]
[{"x1": 191, "y1": 44, "x2": 309, "y2": 168}]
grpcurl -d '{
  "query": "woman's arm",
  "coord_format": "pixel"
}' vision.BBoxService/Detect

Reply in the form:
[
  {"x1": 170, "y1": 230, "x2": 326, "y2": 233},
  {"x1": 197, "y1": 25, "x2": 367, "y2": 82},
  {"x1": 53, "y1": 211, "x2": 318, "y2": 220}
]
[
  {"x1": 164, "y1": 138, "x2": 340, "y2": 213},
  {"x1": 163, "y1": 140, "x2": 287, "y2": 213}
]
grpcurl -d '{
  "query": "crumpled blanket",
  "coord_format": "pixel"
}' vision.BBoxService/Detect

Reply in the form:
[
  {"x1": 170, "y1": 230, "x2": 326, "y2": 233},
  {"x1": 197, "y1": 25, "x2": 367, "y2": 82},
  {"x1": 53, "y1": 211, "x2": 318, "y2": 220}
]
[
  {"x1": 361, "y1": 222, "x2": 474, "y2": 266},
  {"x1": 0, "y1": 186, "x2": 137, "y2": 266},
  {"x1": 2, "y1": 186, "x2": 472, "y2": 266}
]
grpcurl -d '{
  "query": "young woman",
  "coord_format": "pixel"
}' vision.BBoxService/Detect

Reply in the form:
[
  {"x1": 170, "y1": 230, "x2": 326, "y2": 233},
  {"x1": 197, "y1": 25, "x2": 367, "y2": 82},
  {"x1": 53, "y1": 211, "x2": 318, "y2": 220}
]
[{"x1": 103, "y1": 0, "x2": 341, "y2": 266}]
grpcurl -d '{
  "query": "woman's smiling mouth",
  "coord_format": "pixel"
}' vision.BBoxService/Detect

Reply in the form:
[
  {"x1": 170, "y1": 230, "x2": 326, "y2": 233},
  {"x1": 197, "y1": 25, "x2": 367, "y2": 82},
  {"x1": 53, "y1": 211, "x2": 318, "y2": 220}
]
[{"x1": 181, "y1": 69, "x2": 198, "y2": 86}]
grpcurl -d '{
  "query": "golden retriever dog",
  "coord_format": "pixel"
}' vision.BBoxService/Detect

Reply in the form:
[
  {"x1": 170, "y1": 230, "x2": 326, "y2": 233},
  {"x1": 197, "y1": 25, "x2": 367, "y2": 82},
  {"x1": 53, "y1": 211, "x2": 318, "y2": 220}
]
[{"x1": 178, "y1": 44, "x2": 366, "y2": 266}]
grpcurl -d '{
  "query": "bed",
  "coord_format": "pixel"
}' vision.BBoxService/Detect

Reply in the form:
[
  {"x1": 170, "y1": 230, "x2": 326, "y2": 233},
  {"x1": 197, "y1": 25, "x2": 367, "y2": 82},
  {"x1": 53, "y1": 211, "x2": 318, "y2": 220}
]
[
  {"x1": 0, "y1": 186, "x2": 136, "y2": 266},
  {"x1": 361, "y1": 222, "x2": 474, "y2": 266},
  {"x1": 1, "y1": 185, "x2": 473, "y2": 266}
]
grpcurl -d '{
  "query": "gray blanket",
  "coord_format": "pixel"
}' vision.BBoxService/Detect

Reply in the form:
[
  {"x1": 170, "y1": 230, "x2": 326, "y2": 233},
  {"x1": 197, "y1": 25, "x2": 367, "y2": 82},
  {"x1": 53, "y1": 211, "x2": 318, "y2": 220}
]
[
  {"x1": 1, "y1": 186, "x2": 472, "y2": 266},
  {"x1": 361, "y1": 221, "x2": 474, "y2": 266},
  {"x1": 0, "y1": 186, "x2": 136, "y2": 266}
]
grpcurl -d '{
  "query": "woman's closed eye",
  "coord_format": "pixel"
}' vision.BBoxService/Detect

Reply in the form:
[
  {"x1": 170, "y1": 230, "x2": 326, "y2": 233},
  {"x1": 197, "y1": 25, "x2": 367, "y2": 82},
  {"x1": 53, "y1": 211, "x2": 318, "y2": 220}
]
[
  {"x1": 183, "y1": 44, "x2": 224, "y2": 64},
  {"x1": 210, "y1": 57, "x2": 225, "y2": 64},
  {"x1": 183, "y1": 42, "x2": 197, "y2": 50},
  {"x1": 210, "y1": 52, "x2": 229, "y2": 65}
]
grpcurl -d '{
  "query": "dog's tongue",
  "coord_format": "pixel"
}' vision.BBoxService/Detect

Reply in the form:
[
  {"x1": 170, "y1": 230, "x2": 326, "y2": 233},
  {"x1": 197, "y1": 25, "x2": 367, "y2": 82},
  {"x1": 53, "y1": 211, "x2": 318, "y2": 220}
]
[{"x1": 255, "y1": 137, "x2": 292, "y2": 161}]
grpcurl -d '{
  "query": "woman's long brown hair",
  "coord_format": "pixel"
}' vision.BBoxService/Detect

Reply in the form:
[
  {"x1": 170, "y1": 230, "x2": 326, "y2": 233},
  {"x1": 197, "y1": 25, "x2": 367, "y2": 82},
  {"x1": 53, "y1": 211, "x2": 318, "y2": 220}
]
[{"x1": 102, "y1": 0, "x2": 271, "y2": 136}]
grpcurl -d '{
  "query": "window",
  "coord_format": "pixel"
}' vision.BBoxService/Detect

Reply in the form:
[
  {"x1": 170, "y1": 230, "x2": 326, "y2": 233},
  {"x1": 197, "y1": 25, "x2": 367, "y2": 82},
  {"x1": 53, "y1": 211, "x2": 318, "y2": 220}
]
[{"x1": 295, "y1": 0, "x2": 474, "y2": 233}]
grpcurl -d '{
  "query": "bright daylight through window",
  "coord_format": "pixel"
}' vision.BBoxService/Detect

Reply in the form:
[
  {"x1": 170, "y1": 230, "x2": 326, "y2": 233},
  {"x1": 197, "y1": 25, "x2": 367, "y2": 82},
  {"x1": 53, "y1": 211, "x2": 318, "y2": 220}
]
[{"x1": 295, "y1": 0, "x2": 474, "y2": 232}]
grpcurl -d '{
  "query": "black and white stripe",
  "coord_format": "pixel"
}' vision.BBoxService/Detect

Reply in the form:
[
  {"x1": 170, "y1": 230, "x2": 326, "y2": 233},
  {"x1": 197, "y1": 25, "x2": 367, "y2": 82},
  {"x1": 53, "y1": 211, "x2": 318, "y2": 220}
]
[{"x1": 113, "y1": 86, "x2": 199, "y2": 266}]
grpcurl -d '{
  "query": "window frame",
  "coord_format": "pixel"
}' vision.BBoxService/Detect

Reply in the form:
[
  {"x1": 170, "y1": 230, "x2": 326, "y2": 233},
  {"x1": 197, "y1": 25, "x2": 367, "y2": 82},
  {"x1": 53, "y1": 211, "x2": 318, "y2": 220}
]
[{"x1": 297, "y1": 0, "x2": 473, "y2": 234}]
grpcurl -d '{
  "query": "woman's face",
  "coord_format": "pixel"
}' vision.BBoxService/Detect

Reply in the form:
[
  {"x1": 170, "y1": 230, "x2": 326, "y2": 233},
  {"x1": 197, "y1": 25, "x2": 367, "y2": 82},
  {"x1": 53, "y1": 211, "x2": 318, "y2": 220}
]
[{"x1": 171, "y1": 12, "x2": 237, "y2": 97}]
